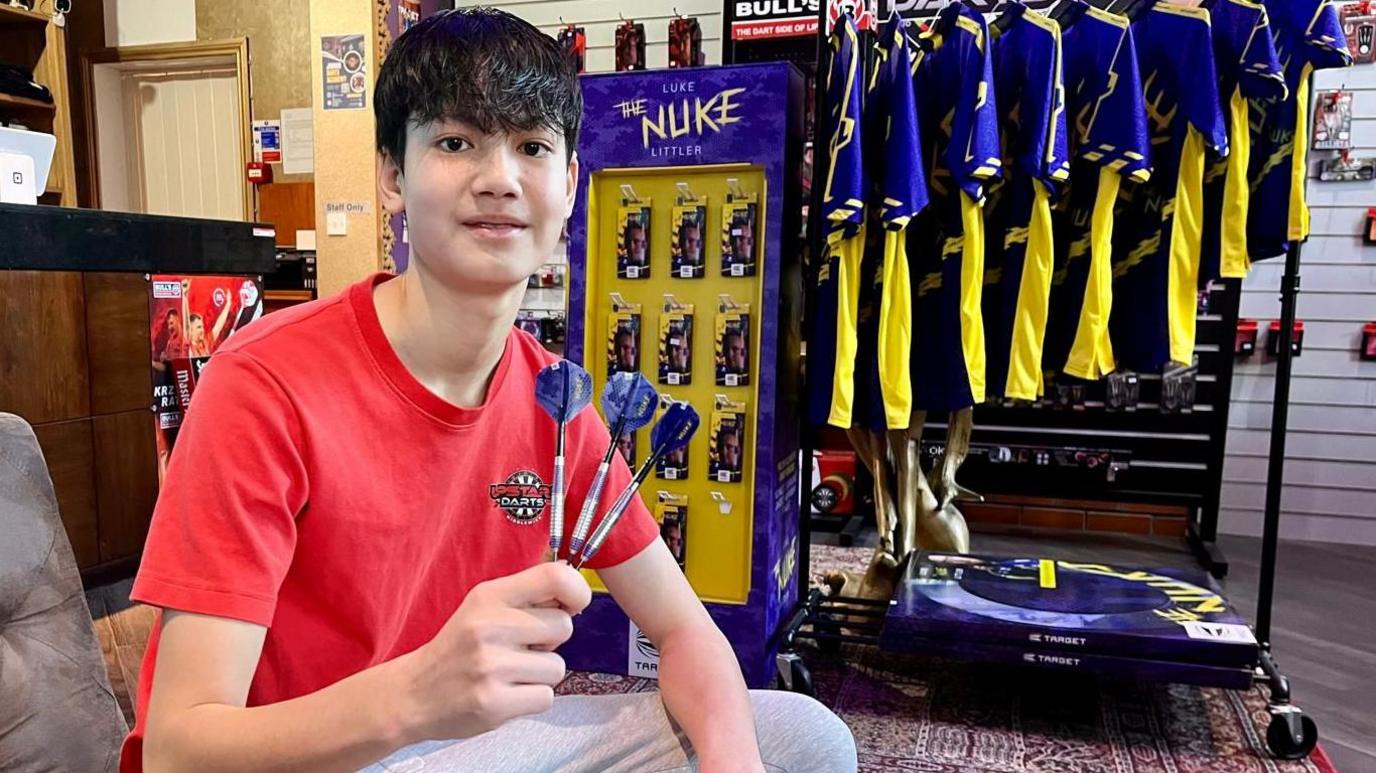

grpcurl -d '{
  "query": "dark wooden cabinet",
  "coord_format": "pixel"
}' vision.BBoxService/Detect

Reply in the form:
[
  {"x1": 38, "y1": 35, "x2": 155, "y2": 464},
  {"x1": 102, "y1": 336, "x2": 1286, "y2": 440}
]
[
  {"x1": 84, "y1": 273, "x2": 155, "y2": 416},
  {"x1": 2, "y1": 271, "x2": 155, "y2": 573},
  {"x1": 0, "y1": 271, "x2": 90, "y2": 423},
  {"x1": 93, "y1": 410, "x2": 158, "y2": 562},
  {"x1": 31, "y1": 419, "x2": 99, "y2": 568}
]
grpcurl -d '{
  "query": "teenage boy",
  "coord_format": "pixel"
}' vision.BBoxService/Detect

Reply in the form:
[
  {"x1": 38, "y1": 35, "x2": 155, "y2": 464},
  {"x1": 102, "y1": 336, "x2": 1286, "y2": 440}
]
[{"x1": 124, "y1": 8, "x2": 855, "y2": 773}]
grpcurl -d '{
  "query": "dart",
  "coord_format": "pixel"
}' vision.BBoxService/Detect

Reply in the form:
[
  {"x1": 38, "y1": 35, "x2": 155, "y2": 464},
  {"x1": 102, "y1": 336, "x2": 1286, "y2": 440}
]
[
  {"x1": 570, "y1": 372, "x2": 659, "y2": 556},
  {"x1": 534, "y1": 361, "x2": 594, "y2": 558},
  {"x1": 574, "y1": 401, "x2": 700, "y2": 569}
]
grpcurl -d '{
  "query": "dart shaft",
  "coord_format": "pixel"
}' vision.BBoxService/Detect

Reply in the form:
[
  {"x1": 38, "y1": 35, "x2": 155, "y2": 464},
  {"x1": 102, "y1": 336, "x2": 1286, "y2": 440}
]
[
  {"x1": 570, "y1": 461, "x2": 610, "y2": 553},
  {"x1": 580, "y1": 484, "x2": 640, "y2": 566},
  {"x1": 549, "y1": 454, "x2": 566, "y2": 553},
  {"x1": 578, "y1": 448, "x2": 664, "y2": 565}
]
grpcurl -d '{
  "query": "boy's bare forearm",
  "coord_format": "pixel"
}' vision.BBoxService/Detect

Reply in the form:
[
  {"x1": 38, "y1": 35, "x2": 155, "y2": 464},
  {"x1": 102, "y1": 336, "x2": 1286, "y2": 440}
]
[
  {"x1": 657, "y1": 625, "x2": 763, "y2": 772},
  {"x1": 145, "y1": 653, "x2": 415, "y2": 773}
]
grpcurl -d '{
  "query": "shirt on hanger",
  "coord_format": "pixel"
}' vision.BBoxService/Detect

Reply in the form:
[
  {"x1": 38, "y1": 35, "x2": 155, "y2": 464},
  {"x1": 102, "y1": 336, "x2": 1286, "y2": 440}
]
[
  {"x1": 1247, "y1": 0, "x2": 1352, "y2": 260},
  {"x1": 807, "y1": 13, "x2": 868, "y2": 429},
  {"x1": 1199, "y1": 0, "x2": 1285, "y2": 285},
  {"x1": 864, "y1": 16, "x2": 929, "y2": 431},
  {"x1": 1109, "y1": 2, "x2": 1228, "y2": 373},
  {"x1": 1044, "y1": 0, "x2": 1151, "y2": 383},
  {"x1": 907, "y1": 1, "x2": 1002, "y2": 413},
  {"x1": 983, "y1": 1, "x2": 1070, "y2": 402}
]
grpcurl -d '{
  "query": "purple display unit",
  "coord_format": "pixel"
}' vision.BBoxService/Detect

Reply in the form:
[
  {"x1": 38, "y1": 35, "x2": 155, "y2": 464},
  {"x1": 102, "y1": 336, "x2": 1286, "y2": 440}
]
[{"x1": 561, "y1": 62, "x2": 807, "y2": 689}]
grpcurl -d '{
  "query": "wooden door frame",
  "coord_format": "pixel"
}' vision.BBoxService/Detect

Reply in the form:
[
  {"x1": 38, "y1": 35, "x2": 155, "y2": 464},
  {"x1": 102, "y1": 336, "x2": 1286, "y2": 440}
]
[{"x1": 80, "y1": 38, "x2": 253, "y2": 218}]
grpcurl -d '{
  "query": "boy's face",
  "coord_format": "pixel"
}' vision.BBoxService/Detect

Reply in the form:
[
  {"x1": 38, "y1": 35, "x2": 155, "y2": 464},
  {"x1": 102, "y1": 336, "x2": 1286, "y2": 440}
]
[{"x1": 380, "y1": 119, "x2": 577, "y2": 290}]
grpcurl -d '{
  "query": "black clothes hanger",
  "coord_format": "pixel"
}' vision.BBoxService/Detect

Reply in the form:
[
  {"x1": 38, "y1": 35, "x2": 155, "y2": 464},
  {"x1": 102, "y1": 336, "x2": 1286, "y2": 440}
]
[{"x1": 992, "y1": 0, "x2": 1028, "y2": 36}]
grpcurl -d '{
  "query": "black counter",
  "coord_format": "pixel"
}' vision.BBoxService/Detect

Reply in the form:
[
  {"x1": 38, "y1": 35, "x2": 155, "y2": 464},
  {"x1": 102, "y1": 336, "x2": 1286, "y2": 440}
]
[{"x1": 0, "y1": 204, "x2": 277, "y2": 275}]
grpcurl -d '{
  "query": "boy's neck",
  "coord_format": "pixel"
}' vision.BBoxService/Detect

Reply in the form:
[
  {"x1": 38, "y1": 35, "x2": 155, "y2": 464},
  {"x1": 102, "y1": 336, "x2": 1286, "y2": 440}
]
[{"x1": 372, "y1": 264, "x2": 523, "y2": 408}]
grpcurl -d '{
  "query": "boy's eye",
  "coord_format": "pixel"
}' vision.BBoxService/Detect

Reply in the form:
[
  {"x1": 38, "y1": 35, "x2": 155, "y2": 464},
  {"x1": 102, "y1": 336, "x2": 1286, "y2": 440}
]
[
  {"x1": 438, "y1": 137, "x2": 471, "y2": 152},
  {"x1": 522, "y1": 141, "x2": 553, "y2": 157}
]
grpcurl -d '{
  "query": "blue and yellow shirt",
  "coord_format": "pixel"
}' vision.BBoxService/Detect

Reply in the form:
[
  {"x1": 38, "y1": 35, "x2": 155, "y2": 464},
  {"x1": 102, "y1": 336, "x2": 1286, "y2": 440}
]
[
  {"x1": 1045, "y1": 0, "x2": 1151, "y2": 382},
  {"x1": 983, "y1": 1, "x2": 1069, "y2": 402},
  {"x1": 1200, "y1": 0, "x2": 1286, "y2": 284},
  {"x1": 864, "y1": 17, "x2": 929, "y2": 430},
  {"x1": 1109, "y1": 3, "x2": 1229, "y2": 373},
  {"x1": 907, "y1": 2, "x2": 1002, "y2": 412},
  {"x1": 1247, "y1": 0, "x2": 1351, "y2": 260},
  {"x1": 808, "y1": 13, "x2": 868, "y2": 429}
]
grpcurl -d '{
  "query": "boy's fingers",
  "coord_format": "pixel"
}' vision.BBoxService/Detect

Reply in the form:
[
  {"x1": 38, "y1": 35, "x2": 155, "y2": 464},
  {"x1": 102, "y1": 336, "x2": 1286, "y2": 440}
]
[
  {"x1": 497, "y1": 562, "x2": 592, "y2": 613},
  {"x1": 510, "y1": 606, "x2": 576, "y2": 649}
]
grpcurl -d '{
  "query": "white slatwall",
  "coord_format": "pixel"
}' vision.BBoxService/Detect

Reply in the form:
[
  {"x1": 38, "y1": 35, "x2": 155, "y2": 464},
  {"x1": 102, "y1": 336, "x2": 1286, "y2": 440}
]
[
  {"x1": 453, "y1": 0, "x2": 724, "y2": 73},
  {"x1": 1221, "y1": 65, "x2": 1376, "y2": 546}
]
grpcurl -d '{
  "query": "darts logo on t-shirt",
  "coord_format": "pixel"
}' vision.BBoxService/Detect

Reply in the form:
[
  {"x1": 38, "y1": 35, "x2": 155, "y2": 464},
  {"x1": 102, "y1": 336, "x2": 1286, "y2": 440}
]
[{"x1": 489, "y1": 470, "x2": 550, "y2": 524}]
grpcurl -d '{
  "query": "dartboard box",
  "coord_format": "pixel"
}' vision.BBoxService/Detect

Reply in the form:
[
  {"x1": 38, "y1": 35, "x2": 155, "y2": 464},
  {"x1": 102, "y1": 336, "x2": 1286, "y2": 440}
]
[
  {"x1": 880, "y1": 553, "x2": 1259, "y2": 671},
  {"x1": 883, "y1": 634, "x2": 1255, "y2": 689}
]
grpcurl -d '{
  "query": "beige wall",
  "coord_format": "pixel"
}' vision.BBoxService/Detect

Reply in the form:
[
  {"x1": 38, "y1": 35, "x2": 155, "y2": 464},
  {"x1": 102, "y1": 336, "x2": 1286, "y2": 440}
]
[
  {"x1": 104, "y1": 0, "x2": 197, "y2": 47},
  {"x1": 309, "y1": 0, "x2": 383, "y2": 297},
  {"x1": 197, "y1": 0, "x2": 313, "y2": 185}
]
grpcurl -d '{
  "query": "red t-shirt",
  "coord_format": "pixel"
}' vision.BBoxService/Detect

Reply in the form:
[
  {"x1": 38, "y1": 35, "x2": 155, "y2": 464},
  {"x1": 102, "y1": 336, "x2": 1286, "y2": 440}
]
[{"x1": 120, "y1": 273, "x2": 657, "y2": 771}]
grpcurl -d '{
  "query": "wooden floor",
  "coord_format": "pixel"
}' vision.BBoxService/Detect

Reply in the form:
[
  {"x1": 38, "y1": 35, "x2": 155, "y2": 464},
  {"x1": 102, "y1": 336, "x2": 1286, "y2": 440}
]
[
  {"x1": 815, "y1": 524, "x2": 1376, "y2": 772},
  {"x1": 88, "y1": 528, "x2": 1376, "y2": 771},
  {"x1": 86, "y1": 576, "x2": 150, "y2": 730}
]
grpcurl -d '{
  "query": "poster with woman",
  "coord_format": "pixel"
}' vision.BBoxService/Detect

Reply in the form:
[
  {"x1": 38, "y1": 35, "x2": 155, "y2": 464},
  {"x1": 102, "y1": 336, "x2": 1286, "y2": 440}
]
[{"x1": 149, "y1": 274, "x2": 264, "y2": 482}]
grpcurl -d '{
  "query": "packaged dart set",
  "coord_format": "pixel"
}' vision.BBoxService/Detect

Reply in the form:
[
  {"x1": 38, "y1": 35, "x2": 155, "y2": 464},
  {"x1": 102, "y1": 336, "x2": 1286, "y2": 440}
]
[
  {"x1": 658, "y1": 296, "x2": 695, "y2": 386},
  {"x1": 557, "y1": 24, "x2": 587, "y2": 73},
  {"x1": 607, "y1": 295, "x2": 642, "y2": 377},
  {"x1": 715, "y1": 296, "x2": 751, "y2": 387},
  {"x1": 656, "y1": 395, "x2": 689, "y2": 480},
  {"x1": 721, "y1": 186, "x2": 759, "y2": 278},
  {"x1": 709, "y1": 396, "x2": 747, "y2": 483},
  {"x1": 615, "y1": 19, "x2": 646, "y2": 72},
  {"x1": 671, "y1": 190, "x2": 708, "y2": 279},
  {"x1": 617, "y1": 200, "x2": 652, "y2": 279},
  {"x1": 668, "y1": 16, "x2": 705, "y2": 69},
  {"x1": 656, "y1": 492, "x2": 689, "y2": 568}
]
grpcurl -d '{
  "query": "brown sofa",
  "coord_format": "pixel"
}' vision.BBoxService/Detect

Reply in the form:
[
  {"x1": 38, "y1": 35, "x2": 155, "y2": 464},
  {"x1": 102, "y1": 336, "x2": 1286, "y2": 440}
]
[{"x1": 1, "y1": 413, "x2": 129, "y2": 772}]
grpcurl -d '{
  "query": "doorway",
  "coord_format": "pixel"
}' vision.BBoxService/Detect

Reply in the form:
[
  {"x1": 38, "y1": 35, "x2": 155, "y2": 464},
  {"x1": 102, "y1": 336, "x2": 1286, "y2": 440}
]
[{"x1": 81, "y1": 39, "x2": 252, "y2": 220}]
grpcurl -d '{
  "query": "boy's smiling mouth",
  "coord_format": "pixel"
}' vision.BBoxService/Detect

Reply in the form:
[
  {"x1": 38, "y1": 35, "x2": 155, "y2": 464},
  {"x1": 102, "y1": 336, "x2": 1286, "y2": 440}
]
[{"x1": 463, "y1": 215, "x2": 529, "y2": 238}]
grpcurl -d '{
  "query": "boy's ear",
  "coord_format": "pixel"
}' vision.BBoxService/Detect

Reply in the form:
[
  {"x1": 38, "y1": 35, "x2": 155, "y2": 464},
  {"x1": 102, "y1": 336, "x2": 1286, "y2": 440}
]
[
  {"x1": 378, "y1": 151, "x2": 406, "y2": 215},
  {"x1": 564, "y1": 151, "x2": 580, "y2": 219}
]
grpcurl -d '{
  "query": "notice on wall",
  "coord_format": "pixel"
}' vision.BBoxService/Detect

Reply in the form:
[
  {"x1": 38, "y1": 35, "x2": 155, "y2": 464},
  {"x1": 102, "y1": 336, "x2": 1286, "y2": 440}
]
[
  {"x1": 281, "y1": 108, "x2": 314, "y2": 174},
  {"x1": 321, "y1": 34, "x2": 367, "y2": 111},
  {"x1": 252, "y1": 119, "x2": 282, "y2": 163}
]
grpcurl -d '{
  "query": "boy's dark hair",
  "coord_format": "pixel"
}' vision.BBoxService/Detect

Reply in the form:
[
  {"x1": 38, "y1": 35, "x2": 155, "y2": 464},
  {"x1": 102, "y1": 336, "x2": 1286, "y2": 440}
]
[{"x1": 375, "y1": 8, "x2": 582, "y2": 168}]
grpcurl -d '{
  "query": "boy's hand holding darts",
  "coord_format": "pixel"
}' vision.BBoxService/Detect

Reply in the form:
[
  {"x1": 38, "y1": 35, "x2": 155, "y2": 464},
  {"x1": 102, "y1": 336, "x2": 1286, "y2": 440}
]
[{"x1": 390, "y1": 561, "x2": 590, "y2": 743}]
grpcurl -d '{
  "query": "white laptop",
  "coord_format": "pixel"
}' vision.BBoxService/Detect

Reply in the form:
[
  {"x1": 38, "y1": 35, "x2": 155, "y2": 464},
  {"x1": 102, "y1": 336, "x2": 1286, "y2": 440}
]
[{"x1": 0, "y1": 125, "x2": 57, "y2": 205}]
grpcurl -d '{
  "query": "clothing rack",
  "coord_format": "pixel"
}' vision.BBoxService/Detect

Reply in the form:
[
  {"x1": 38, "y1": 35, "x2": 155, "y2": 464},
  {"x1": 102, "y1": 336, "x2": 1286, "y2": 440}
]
[{"x1": 777, "y1": 4, "x2": 1324, "y2": 757}]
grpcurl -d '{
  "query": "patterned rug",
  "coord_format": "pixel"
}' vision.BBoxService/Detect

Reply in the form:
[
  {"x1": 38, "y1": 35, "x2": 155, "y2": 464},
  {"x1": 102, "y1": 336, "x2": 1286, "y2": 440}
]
[{"x1": 558, "y1": 545, "x2": 1339, "y2": 773}]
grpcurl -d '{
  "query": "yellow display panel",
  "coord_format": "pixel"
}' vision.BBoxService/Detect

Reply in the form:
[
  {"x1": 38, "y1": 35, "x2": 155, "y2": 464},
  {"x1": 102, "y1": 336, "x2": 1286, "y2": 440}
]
[{"x1": 578, "y1": 164, "x2": 766, "y2": 604}]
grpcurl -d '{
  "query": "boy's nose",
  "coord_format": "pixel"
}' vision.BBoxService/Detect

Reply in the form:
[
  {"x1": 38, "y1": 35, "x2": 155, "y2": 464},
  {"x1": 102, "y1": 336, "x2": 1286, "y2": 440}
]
[{"x1": 473, "y1": 148, "x2": 522, "y2": 198}]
